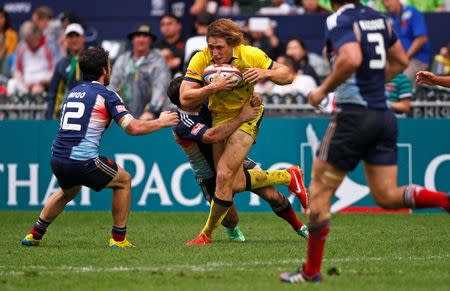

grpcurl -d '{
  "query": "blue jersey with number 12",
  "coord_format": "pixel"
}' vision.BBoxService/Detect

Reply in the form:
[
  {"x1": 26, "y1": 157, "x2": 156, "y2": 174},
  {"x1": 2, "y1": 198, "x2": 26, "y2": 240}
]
[
  {"x1": 325, "y1": 3, "x2": 398, "y2": 109},
  {"x1": 51, "y1": 81, "x2": 129, "y2": 161}
]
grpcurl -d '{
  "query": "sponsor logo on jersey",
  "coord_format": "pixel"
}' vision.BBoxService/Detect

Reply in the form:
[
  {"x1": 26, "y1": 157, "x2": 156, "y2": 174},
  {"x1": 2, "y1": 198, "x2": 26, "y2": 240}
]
[
  {"x1": 191, "y1": 123, "x2": 205, "y2": 135},
  {"x1": 116, "y1": 105, "x2": 127, "y2": 113}
]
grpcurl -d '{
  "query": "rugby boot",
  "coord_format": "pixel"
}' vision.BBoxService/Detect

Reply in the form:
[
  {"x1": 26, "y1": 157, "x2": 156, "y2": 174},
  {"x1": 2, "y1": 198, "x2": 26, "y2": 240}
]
[
  {"x1": 186, "y1": 233, "x2": 212, "y2": 246},
  {"x1": 225, "y1": 226, "x2": 246, "y2": 242},
  {"x1": 286, "y1": 166, "x2": 309, "y2": 209}
]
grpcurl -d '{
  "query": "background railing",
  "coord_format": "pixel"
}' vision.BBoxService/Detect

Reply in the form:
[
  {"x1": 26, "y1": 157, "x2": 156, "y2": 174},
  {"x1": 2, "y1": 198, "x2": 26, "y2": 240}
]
[{"x1": 1, "y1": 85, "x2": 449, "y2": 120}]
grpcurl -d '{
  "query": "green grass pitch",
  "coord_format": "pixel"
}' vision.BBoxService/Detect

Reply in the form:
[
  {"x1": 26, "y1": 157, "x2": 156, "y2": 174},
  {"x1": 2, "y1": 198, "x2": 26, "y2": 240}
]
[{"x1": 1, "y1": 211, "x2": 449, "y2": 290}]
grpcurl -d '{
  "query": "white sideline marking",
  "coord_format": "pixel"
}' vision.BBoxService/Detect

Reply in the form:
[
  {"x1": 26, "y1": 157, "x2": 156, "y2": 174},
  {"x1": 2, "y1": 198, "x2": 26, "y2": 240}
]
[{"x1": 1, "y1": 254, "x2": 449, "y2": 277}]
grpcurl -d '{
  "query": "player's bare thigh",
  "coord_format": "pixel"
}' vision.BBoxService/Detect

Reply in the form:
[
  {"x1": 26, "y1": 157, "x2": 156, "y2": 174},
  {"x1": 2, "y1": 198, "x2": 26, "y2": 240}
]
[{"x1": 217, "y1": 129, "x2": 254, "y2": 174}]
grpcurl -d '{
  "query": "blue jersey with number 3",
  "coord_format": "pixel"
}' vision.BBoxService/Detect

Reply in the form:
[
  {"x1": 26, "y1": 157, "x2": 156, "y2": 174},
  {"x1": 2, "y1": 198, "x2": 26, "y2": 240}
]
[
  {"x1": 51, "y1": 81, "x2": 129, "y2": 161},
  {"x1": 325, "y1": 3, "x2": 398, "y2": 109}
]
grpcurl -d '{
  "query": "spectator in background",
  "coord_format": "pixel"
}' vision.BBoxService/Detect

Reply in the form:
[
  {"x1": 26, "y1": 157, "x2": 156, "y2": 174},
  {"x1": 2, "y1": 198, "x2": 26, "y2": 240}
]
[
  {"x1": 31, "y1": 6, "x2": 64, "y2": 62},
  {"x1": 316, "y1": 0, "x2": 386, "y2": 12},
  {"x1": 184, "y1": 12, "x2": 215, "y2": 68},
  {"x1": 302, "y1": 0, "x2": 330, "y2": 13},
  {"x1": 109, "y1": 24, "x2": 170, "y2": 120},
  {"x1": 7, "y1": 21, "x2": 54, "y2": 97},
  {"x1": 164, "y1": 0, "x2": 208, "y2": 34},
  {"x1": 256, "y1": 55, "x2": 317, "y2": 104},
  {"x1": 46, "y1": 24, "x2": 85, "y2": 120},
  {"x1": 383, "y1": 0, "x2": 431, "y2": 83},
  {"x1": 406, "y1": 0, "x2": 445, "y2": 12},
  {"x1": 56, "y1": 12, "x2": 84, "y2": 55},
  {"x1": 285, "y1": 37, "x2": 320, "y2": 84},
  {"x1": 431, "y1": 43, "x2": 450, "y2": 76},
  {"x1": 259, "y1": 0, "x2": 295, "y2": 14},
  {"x1": 0, "y1": 8, "x2": 19, "y2": 78},
  {"x1": 155, "y1": 13, "x2": 185, "y2": 77},
  {"x1": 246, "y1": 18, "x2": 283, "y2": 60},
  {"x1": 386, "y1": 73, "x2": 412, "y2": 117}
]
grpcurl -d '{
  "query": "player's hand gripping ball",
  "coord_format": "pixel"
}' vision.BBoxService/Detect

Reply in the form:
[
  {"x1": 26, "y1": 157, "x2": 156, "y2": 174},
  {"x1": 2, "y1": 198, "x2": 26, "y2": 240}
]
[{"x1": 202, "y1": 64, "x2": 243, "y2": 87}]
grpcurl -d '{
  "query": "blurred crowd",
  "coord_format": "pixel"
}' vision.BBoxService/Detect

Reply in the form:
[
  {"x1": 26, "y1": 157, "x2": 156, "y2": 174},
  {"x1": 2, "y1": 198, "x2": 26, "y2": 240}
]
[{"x1": 0, "y1": 0, "x2": 449, "y2": 120}]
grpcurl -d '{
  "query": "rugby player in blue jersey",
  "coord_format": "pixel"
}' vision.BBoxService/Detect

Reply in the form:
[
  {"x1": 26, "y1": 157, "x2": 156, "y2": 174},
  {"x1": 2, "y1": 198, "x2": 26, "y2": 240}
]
[
  {"x1": 168, "y1": 76, "x2": 309, "y2": 244},
  {"x1": 280, "y1": 0, "x2": 450, "y2": 283},
  {"x1": 21, "y1": 47, "x2": 179, "y2": 248}
]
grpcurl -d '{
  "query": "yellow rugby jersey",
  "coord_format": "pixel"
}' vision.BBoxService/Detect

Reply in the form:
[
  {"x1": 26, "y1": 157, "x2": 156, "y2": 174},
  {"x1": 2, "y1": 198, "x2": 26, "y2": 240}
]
[{"x1": 184, "y1": 44, "x2": 273, "y2": 115}]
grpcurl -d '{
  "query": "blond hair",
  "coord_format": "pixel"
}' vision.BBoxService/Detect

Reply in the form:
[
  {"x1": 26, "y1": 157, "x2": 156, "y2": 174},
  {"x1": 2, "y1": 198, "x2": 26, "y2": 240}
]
[{"x1": 207, "y1": 18, "x2": 243, "y2": 47}]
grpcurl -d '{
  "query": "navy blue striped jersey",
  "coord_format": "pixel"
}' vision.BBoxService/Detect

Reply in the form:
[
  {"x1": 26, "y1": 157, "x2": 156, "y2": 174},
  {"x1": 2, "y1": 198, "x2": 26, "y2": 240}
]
[
  {"x1": 325, "y1": 3, "x2": 398, "y2": 109},
  {"x1": 172, "y1": 104, "x2": 215, "y2": 180},
  {"x1": 51, "y1": 81, "x2": 129, "y2": 161}
]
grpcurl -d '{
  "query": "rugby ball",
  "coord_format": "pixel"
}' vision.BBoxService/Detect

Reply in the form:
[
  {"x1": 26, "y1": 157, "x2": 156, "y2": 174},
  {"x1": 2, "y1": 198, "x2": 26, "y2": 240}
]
[{"x1": 202, "y1": 64, "x2": 243, "y2": 87}]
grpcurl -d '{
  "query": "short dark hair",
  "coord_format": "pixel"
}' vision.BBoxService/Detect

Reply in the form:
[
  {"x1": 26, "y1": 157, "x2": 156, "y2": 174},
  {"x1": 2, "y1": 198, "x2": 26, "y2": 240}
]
[
  {"x1": 167, "y1": 76, "x2": 184, "y2": 107},
  {"x1": 160, "y1": 13, "x2": 181, "y2": 23},
  {"x1": 330, "y1": 0, "x2": 360, "y2": 5},
  {"x1": 79, "y1": 47, "x2": 109, "y2": 81}
]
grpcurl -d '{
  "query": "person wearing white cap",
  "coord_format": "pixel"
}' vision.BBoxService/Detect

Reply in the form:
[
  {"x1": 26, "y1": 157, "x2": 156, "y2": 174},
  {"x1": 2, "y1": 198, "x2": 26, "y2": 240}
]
[{"x1": 46, "y1": 23, "x2": 85, "y2": 119}]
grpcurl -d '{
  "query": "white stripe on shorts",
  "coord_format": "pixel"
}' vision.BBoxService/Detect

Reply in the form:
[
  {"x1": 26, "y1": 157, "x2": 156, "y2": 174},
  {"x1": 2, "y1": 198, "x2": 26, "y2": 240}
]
[
  {"x1": 319, "y1": 119, "x2": 337, "y2": 161},
  {"x1": 94, "y1": 158, "x2": 117, "y2": 178}
]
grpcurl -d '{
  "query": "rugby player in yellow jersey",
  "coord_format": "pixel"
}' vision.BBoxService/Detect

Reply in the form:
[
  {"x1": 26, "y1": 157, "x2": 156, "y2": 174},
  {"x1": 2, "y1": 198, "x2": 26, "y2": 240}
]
[{"x1": 180, "y1": 19, "x2": 307, "y2": 245}]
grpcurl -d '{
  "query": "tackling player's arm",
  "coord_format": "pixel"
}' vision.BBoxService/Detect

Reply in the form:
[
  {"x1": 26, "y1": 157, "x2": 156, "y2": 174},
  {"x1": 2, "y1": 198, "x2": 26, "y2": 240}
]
[
  {"x1": 180, "y1": 73, "x2": 235, "y2": 109},
  {"x1": 119, "y1": 111, "x2": 179, "y2": 136},
  {"x1": 309, "y1": 42, "x2": 362, "y2": 108},
  {"x1": 202, "y1": 102, "x2": 259, "y2": 143}
]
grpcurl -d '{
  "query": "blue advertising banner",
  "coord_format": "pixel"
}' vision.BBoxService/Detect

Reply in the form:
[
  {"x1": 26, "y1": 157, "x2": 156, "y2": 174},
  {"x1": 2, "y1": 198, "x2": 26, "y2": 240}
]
[{"x1": 1, "y1": 118, "x2": 449, "y2": 213}]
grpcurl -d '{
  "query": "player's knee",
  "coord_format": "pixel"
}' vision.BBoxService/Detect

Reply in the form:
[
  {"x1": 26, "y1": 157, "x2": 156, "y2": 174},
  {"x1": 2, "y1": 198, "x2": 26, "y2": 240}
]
[
  {"x1": 116, "y1": 170, "x2": 132, "y2": 189},
  {"x1": 216, "y1": 168, "x2": 233, "y2": 185},
  {"x1": 123, "y1": 171, "x2": 132, "y2": 185},
  {"x1": 309, "y1": 210, "x2": 331, "y2": 223},
  {"x1": 372, "y1": 189, "x2": 401, "y2": 209}
]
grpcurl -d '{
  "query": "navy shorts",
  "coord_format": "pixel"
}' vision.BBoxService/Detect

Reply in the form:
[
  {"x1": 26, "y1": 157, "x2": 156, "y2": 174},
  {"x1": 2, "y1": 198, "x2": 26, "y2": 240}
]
[
  {"x1": 50, "y1": 156, "x2": 118, "y2": 192},
  {"x1": 316, "y1": 105, "x2": 398, "y2": 172},
  {"x1": 197, "y1": 157, "x2": 259, "y2": 201}
]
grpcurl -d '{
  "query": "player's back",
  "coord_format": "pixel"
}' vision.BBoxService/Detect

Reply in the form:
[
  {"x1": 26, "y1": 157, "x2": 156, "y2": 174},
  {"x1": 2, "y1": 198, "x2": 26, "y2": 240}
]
[
  {"x1": 326, "y1": 3, "x2": 395, "y2": 109},
  {"x1": 52, "y1": 81, "x2": 124, "y2": 161}
]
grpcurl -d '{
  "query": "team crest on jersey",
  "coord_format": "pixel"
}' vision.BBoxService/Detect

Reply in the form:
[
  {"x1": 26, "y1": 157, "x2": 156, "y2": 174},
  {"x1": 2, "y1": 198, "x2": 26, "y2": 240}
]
[
  {"x1": 116, "y1": 105, "x2": 126, "y2": 113},
  {"x1": 191, "y1": 123, "x2": 205, "y2": 135}
]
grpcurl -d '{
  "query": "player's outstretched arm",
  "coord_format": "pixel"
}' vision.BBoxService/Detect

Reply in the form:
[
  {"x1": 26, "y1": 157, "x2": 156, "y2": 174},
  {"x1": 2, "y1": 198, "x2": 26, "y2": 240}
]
[
  {"x1": 243, "y1": 62, "x2": 294, "y2": 85},
  {"x1": 416, "y1": 71, "x2": 450, "y2": 88},
  {"x1": 308, "y1": 42, "x2": 362, "y2": 108},
  {"x1": 202, "y1": 103, "x2": 259, "y2": 144},
  {"x1": 386, "y1": 40, "x2": 409, "y2": 82},
  {"x1": 180, "y1": 72, "x2": 236, "y2": 110},
  {"x1": 119, "y1": 111, "x2": 179, "y2": 136}
]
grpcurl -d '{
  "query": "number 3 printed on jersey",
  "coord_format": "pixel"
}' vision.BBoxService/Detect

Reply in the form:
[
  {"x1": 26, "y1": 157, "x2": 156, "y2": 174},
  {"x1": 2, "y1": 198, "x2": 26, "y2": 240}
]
[
  {"x1": 367, "y1": 32, "x2": 386, "y2": 69},
  {"x1": 60, "y1": 102, "x2": 85, "y2": 131}
]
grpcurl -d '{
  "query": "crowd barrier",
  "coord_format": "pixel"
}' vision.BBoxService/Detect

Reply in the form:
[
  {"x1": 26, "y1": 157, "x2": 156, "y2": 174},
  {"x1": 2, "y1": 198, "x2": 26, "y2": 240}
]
[{"x1": 1, "y1": 118, "x2": 449, "y2": 213}]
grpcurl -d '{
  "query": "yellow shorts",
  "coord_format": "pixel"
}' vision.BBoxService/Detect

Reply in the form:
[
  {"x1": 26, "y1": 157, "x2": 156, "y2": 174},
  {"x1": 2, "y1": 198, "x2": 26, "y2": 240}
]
[{"x1": 212, "y1": 105, "x2": 264, "y2": 141}]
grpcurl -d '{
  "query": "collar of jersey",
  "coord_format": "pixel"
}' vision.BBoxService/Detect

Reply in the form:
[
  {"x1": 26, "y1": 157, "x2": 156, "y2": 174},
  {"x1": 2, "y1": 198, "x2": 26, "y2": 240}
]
[
  {"x1": 336, "y1": 3, "x2": 355, "y2": 15},
  {"x1": 178, "y1": 108, "x2": 200, "y2": 116}
]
